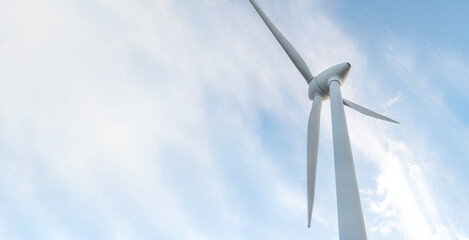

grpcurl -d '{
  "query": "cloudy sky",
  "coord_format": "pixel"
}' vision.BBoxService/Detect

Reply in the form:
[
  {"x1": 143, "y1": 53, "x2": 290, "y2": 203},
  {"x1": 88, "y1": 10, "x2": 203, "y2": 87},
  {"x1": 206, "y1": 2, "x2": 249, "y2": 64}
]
[{"x1": 1, "y1": 0, "x2": 469, "y2": 239}]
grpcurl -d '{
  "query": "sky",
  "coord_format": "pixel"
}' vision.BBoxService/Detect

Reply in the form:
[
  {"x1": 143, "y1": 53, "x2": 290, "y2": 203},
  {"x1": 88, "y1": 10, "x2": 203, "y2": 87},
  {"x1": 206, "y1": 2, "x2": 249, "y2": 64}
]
[{"x1": 1, "y1": 0, "x2": 469, "y2": 239}]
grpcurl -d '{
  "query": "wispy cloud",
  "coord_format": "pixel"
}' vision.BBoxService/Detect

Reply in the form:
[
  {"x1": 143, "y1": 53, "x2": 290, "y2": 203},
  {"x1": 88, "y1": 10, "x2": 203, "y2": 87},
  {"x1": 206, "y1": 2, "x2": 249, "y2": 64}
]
[{"x1": 0, "y1": 0, "x2": 468, "y2": 239}]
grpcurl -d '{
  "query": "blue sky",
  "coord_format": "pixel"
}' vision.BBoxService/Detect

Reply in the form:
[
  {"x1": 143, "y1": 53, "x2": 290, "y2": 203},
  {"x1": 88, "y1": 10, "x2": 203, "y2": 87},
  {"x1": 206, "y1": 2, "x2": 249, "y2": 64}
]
[{"x1": 1, "y1": 0, "x2": 469, "y2": 239}]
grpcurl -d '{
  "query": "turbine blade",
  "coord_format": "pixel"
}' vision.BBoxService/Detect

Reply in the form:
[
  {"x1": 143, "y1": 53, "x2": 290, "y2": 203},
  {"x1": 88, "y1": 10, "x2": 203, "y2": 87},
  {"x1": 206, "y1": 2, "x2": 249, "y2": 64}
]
[
  {"x1": 249, "y1": 0, "x2": 314, "y2": 82},
  {"x1": 307, "y1": 94, "x2": 322, "y2": 228},
  {"x1": 329, "y1": 81, "x2": 368, "y2": 239},
  {"x1": 343, "y1": 98, "x2": 399, "y2": 124}
]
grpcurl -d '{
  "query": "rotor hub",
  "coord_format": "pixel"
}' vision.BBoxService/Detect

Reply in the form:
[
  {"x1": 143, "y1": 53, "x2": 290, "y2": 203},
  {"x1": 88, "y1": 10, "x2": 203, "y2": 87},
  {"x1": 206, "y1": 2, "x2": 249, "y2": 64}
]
[{"x1": 308, "y1": 62, "x2": 351, "y2": 100}]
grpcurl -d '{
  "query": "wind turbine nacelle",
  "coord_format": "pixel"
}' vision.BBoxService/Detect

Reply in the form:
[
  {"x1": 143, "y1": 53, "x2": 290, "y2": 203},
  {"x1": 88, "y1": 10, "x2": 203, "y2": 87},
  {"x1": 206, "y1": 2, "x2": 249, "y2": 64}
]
[{"x1": 308, "y1": 62, "x2": 351, "y2": 100}]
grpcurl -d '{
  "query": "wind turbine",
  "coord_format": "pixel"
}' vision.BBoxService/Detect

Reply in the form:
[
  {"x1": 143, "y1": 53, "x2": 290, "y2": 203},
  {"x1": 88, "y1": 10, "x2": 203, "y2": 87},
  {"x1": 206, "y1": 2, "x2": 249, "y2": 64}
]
[{"x1": 249, "y1": 0, "x2": 399, "y2": 239}]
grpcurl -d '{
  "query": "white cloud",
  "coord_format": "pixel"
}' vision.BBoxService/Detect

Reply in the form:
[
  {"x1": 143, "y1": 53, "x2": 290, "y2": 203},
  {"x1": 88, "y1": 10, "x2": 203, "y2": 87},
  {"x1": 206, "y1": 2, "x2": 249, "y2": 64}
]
[
  {"x1": 347, "y1": 35, "x2": 469, "y2": 239},
  {"x1": 0, "y1": 0, "x2": 468, "y2": 239},
  {"x1": 385, "y1": 91, "x2": 403, "y2": 108}
]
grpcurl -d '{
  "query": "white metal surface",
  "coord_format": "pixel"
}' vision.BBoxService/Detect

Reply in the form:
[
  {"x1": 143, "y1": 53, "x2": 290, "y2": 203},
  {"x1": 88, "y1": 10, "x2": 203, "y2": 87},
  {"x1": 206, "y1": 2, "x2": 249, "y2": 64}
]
[
  {"x1": 249, "y1": 0, "x2": 314, "y2": 82},
  {"x1": 343, "y1": 98, "x2": 400, "y2": 124},
  {"x1": 307, "y1": 94, "x2": 323, "y2": 227},
  {"x1": 248, "y1": 0, "x2": 399, "y2": 238},
  {"x1": 329, "y1": 80, "x2": 368, "y2": 240}
]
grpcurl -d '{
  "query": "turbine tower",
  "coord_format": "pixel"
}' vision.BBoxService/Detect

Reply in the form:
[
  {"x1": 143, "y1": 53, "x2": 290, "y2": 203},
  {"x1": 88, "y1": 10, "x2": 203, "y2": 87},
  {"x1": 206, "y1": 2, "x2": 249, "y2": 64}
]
[{"x1": 248, "y1": 1, "x2": 399, "y2": 239}]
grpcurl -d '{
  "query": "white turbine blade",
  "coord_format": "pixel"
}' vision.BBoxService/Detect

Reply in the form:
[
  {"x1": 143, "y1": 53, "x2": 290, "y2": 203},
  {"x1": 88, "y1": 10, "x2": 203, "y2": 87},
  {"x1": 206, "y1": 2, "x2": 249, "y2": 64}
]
[
  {"x1": 307, "y1": 94, "x2": 322, "y2": 228},
  {"x1": 249, "y1": 0, "x2": 314, "y2": 82},
  {"x1": 329, "y1": 81, "x2": 368, "y2": 240},
  {"x1": 343, "y1": 98, "x2": 399, "y2": 124}
]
